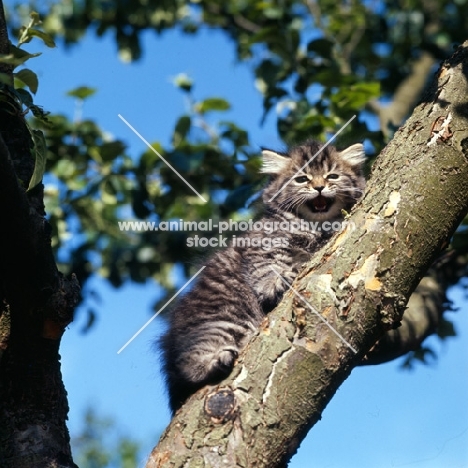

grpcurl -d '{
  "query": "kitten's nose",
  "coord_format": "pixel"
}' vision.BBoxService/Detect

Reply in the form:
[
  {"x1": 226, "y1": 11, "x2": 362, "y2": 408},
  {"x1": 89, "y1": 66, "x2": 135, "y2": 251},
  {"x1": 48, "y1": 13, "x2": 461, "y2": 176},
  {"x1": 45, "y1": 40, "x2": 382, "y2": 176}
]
[{"x1": 314, "y1": 186, "x2": 325, "y2": 193}]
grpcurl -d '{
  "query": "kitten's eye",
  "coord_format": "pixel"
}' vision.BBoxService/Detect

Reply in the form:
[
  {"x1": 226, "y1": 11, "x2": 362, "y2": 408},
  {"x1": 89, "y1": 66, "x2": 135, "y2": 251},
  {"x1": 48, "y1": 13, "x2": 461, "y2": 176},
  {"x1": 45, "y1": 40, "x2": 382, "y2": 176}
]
[
  {"x1": 327, "y1": 173, "x2": 340, "y2": 180},
  {"x1": 294, "y1": 176, "x2": 309, "y2": 184}
]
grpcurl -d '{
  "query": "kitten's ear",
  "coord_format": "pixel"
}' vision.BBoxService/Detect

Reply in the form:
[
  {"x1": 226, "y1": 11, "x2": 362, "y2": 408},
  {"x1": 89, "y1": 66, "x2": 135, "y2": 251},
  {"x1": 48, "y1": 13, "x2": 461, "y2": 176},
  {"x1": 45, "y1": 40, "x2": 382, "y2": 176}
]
[
  {"x1": 260, "y1": 149, "x2": 290, "y2": 175},
  {"x1": 339, "y1": 143, "x2": 366, "y2": 167}
]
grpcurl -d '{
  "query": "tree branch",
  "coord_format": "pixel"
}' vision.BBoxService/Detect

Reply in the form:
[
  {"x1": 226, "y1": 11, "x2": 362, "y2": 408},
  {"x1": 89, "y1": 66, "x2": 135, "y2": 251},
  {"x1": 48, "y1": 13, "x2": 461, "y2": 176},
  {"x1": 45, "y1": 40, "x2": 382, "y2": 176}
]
[
  {"x1": 0, "y1": 3, "x2": 80, "y2": 465},
  {"x1": 361, "y1": 272, "x2": 444, "y2": 364},
  {"x1": 377, "y1": 51, "x2": 436, "y2": 136},
  {"x1": 0, "y1": 0, "x2": 13, "y2": 78},
  {"x1": 365, "y1": 244, "x2": 468, "y2": 364},
  {"x1": 146, "y1": 40, "x2": 468, "y2": 468}
]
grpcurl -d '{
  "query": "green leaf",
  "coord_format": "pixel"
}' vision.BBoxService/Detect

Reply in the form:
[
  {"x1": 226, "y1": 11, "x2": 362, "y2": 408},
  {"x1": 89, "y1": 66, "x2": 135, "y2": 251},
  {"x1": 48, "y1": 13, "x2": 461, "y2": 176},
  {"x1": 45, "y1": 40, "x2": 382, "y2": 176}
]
[
  {"x1": 222, "y1": 184, "x2": 255, "y2": 212},
  {"x1": 141, "y1": 141, "x2": 164, "y2": 168},
  {"x1": 307, "y1": 38, "x2": 334, "y2": 57},
  {"x1": 81, "y1": 308, "x2": 97, "y2": 334},
  {"x1": 331, "y1": 82, "x2": 381, "y2": 111},
  {"x1": 168, "y1": 152, "x2": 190, "y2": 172},
  {"x1": 27, "y1": 130, "x2": 48, "y2": 191},
  {"x1": 29, "y1": 11, "x2": 42, "y2": 26},
  {"x1": 220, "y1": 122, "x2": 249, "y2": 147},
  {"x1": 99, "y1": 141, "x2": 127, "y2": 162},
  {"x1": 0, "y1": 46, "x2": 41, "y2": 67},
  {"x1": 173, "y1": 115, "x2": 191, "y2": 146},
  {"x1": 14, "y1": 68, "x2": 39, "y2": 94},
  {"x1": 0, "y1": 72, "x2": 12, "y2": 85},
  {"x1": 255, "y1": 59, "x2": 282, "y2": 87},
  {"x1": 26, "y1": 29, "x2": 56, "y2": 48},
  {"x1": 29, "y1": 104, "x2": 50, "y2": 123},
  {"x1": 15, "y1": 88, "x2": 34, "y2": 108},
  {"x1": 263, "y1": 7, "x2": 283, "y2": 19},
  {"x1": 18, "y1": 12, "x2": 56, "y2": 47},
  {"x1": 54, "y1": 159, "x2": 77, "y2": 178},
  {"x1": 131, "y1": 182, "x2": 151, "y2": 219},
  {"x1": 437, "y1": 317, "x2": 457, "y2": 340},
  {"x1": 172, "y1": 73, "x2": 193, "y2": 93},
  {"x1": 67, "y1": 86, "x2": 97, "y2": 100},
  {"x1": 194, "y1": 97, "x2": 231, "y2": 114}
]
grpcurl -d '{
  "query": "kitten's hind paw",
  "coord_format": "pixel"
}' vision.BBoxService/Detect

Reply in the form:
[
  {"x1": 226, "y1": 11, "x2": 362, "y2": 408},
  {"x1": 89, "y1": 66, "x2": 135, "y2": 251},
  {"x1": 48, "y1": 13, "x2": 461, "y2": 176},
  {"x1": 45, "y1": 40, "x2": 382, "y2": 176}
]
[
  {"x1": 206, "y1": 346, "x2": 239, "y2": 381},
  {"x1": 217, "y1": 348, "x2": 238, "y2": 371},
  {"x1": 179, "y1": 346, "x2": 239, "y2": 385}
]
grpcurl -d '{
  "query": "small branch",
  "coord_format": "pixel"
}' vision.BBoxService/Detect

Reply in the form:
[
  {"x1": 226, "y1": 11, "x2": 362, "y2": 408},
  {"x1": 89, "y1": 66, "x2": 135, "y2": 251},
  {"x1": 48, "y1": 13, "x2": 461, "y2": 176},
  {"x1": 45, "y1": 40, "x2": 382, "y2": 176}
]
[
  {"x1": 366, "y1": 99, "x2": 381, "y2": 114},
  {"x1": 204, "y1": 3, "x2": 261, "y2": 33},
  {"x1": 378, "y1": 51, "x2": 436, "y2": 135},
  {"x1": 341, "y1": 27, "x2": 365, "y2": 74},
  {"x1": 305, "y1": 0, "x2": 323, "y2": 30},
  {"x1": 233, "y1": 14, "x2": 261, "y2": 34}
]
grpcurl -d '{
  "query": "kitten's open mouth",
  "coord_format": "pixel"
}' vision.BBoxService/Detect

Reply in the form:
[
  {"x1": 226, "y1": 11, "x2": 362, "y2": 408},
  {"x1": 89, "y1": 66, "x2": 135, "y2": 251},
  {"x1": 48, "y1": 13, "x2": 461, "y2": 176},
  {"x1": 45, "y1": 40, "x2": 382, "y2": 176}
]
[{"x1": 307, "y1": 195, "x2": 333, "y2": 213}]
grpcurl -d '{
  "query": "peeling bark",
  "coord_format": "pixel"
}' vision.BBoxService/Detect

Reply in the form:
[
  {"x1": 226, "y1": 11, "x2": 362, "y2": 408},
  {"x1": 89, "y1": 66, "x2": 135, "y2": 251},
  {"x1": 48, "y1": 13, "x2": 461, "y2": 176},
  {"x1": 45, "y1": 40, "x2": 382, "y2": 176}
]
[
  {"x1": 362, "y1": 265, "x2": 446, "y2": 365},
  {"x1": 147, "y1": 41, "x2": 468, "y2": 468}
]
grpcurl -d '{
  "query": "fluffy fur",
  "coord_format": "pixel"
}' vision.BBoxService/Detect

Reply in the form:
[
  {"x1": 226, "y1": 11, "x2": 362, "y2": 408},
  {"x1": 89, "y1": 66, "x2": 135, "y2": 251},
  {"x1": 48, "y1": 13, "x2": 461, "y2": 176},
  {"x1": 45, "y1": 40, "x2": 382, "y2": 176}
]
[{"x1": 161, "y1": 140, "x2": 366, "y2": 412}]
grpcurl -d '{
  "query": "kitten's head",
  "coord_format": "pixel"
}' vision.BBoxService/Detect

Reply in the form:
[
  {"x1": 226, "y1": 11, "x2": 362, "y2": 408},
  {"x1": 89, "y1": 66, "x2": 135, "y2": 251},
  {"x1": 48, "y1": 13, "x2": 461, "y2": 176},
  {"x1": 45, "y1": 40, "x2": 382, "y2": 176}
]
[{"x1": 261, "y1": 140, "x2": 366, "y2": 221}]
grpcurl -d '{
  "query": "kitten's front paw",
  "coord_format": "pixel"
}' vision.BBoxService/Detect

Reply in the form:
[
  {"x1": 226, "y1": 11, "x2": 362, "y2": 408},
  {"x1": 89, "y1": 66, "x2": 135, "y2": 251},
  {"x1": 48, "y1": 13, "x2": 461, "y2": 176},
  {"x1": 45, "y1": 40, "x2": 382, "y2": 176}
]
[{"x1": 257, "y1": 270, "x2": 296, "y2": 311}]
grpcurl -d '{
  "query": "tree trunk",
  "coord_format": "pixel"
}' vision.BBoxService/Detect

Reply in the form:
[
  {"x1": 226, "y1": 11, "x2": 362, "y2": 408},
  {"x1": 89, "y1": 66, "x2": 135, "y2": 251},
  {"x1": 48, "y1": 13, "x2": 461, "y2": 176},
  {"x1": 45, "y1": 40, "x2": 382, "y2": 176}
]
[
  {"x1": 147, "y1": 41, "x2": 468, "y2": 468},
  {"x1": 0, "y1": 3, "x2": 80, "y2": 466}
]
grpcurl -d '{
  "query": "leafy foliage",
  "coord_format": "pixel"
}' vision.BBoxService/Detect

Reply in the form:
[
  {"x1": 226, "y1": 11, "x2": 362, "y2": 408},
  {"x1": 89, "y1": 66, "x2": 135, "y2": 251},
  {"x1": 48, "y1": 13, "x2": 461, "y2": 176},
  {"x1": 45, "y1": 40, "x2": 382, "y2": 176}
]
[
  {"x1": 72, "y1": 407, "x2": 141, "y2": 468},
  {"x1": 0, "y1": 11, "x2": 54, "y2": 191},
  {"x1": 4, "y1": 1, "x2": 467, "y2": 352}
]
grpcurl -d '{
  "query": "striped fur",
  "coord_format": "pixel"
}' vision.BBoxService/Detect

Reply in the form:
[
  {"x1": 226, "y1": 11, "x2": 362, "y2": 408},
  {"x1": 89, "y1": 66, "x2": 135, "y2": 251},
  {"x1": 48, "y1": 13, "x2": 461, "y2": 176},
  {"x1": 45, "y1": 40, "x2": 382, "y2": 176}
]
[{"x1": 161, "y1": 140, "x2": 366, "y2": 412}]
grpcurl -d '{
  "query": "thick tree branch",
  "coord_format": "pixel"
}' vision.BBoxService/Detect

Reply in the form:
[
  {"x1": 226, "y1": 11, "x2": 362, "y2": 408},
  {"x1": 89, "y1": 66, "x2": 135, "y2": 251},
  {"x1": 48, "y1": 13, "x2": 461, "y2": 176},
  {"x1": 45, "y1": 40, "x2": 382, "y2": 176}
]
[
  {"x1": 0, "y1": 69, "x2": 79, "y2": 341},
  {"x1": 147, "y1": 41, "x2": 468, "y2": 468},
  {"x1": 361, "y1": 272, "x2": 444, "y2": 364},
  {"x1": 0, "y1": 4, "x2": 80, "y2": 465},
  {"x1": 0, "y1": 0, "x2": 13, "y2": 78},
  {"x1": 0, "y1": 103, "x2": 79, "y2": 468}
]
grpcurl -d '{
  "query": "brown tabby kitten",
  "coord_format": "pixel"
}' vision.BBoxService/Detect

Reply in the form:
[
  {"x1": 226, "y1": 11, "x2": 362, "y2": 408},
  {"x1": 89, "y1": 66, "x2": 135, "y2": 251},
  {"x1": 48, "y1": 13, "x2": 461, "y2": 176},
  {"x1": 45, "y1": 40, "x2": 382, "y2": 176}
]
[{"x1": 161, "y1": 140, "x2": 366, "y2": 412}]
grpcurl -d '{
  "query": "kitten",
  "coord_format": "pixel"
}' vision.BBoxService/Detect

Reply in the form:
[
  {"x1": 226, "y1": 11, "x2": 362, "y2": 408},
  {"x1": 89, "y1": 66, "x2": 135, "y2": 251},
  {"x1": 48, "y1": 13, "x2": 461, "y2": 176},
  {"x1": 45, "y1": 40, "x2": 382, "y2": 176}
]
[{"x1": 161, "y1": 140, "x2": 366, "y2": 412}]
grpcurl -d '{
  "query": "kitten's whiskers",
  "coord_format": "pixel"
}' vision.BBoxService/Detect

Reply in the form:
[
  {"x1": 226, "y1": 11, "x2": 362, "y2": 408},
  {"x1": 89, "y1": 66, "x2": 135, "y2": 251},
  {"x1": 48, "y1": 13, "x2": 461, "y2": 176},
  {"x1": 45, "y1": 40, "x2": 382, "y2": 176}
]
[{"x1": 279, "y1": 194, "x2": 308, "y2": 213}]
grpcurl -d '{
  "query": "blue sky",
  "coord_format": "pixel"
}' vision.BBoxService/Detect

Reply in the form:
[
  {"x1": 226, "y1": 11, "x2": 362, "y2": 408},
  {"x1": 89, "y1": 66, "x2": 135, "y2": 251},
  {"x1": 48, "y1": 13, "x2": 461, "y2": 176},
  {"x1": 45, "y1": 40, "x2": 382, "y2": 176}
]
[{"x1": 7, "y1": 10, "x2": 468, "y2": 468}]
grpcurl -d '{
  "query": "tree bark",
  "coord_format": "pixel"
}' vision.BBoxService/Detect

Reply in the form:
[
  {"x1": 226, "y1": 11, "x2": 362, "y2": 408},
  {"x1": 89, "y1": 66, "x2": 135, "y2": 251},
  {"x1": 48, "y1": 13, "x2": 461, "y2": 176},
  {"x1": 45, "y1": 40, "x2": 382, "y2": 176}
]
[
  {"x1": 0, "y1": 3, "x2": 80, "y2": 466},
  {"x1": 147, "y1": 41, "x2": 468, "y2": 468}
]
